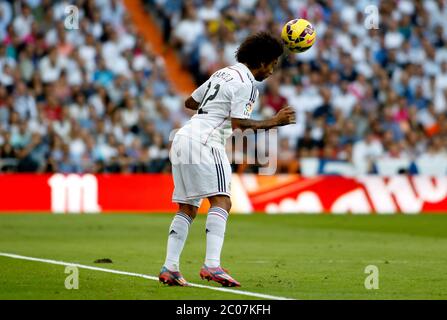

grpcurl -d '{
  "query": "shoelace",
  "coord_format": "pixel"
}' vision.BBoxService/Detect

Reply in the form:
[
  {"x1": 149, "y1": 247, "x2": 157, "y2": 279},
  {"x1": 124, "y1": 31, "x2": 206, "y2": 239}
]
[{"x1": 206, "y1": 266, "x2": 230, "y2": 274}]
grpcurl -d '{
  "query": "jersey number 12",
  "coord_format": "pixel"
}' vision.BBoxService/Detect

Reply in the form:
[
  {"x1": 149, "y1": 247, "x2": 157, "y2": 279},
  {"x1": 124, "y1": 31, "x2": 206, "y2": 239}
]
[{"x1": 198, "y1": 82, "x2": 220, "y2": 114}]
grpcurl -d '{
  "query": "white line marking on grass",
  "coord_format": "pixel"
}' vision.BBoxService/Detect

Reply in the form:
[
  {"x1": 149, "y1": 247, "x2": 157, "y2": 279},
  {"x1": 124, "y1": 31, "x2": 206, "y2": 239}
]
[{"x1": 0, "y1": 252, "x2": 295, "y2": 300}]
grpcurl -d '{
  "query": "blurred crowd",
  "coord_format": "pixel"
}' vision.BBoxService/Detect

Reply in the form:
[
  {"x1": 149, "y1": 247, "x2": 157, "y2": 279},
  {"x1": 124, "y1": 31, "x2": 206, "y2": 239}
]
[
  {"x1": 1, "y1": 0, "x2": 447, "y2": 175},
  {"x1": 0, "y1": 0, "x2": 191, "y2": 173},
  {"x1": 150, "y1": 0, "x2": 447, "y2": 174}
]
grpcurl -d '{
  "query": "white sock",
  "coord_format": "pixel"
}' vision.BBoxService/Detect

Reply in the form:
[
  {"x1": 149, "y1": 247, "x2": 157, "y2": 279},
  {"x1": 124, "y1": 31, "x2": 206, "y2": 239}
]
[
  {"x1": 205, "y1": 207, "x2": 228, "y2": 268},
  {"x1": 164, "y1": 212, "x2": 193, "y2": 272}
]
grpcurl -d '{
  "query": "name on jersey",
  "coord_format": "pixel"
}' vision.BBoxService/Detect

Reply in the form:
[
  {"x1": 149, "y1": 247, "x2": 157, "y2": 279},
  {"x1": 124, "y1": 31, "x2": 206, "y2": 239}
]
[{"x1": 213, "y1": 71, "x2": 233, "y2": 82}]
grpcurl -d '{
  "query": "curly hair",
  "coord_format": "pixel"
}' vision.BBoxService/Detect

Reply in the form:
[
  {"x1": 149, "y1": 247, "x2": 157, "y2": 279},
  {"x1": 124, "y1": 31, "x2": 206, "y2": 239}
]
[{"x1": 235, "y1": 32, "x2": 284, "y2": 69}]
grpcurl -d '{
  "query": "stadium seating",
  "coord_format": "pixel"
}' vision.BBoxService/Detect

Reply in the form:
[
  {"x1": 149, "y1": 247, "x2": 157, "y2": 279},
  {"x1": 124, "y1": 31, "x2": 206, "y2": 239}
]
[{"x1": 0, "y1": 0, "x2": 446, "y2": 175}]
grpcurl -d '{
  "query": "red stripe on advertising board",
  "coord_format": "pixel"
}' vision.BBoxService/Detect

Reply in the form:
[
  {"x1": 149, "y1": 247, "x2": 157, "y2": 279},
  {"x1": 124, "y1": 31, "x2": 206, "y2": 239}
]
[
  {"x1": 0, "y1": 174, "x2": 51, "y2": 212},
  {"x1": 1, "y1": 174, "x2": 447, "y2": 214}
]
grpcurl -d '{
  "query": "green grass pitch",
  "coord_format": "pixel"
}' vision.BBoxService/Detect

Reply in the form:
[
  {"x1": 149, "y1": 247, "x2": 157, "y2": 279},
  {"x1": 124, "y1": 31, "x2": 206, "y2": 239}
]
[{"x1": 0, "y1": 214, "x2": 446, "y2": 300}]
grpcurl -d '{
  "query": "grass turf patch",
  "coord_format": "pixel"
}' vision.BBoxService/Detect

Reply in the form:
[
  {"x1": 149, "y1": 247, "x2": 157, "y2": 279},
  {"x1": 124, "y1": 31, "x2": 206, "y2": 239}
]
[{"x1": 0, "y1": 214, "x2": 446, "y2": 299}]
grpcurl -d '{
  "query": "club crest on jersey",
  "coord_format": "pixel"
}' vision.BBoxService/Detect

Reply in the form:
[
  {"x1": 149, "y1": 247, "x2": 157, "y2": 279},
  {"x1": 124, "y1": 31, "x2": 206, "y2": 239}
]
[{"x1": 244, "y1": 102, "x2": 254, "y2": 117}]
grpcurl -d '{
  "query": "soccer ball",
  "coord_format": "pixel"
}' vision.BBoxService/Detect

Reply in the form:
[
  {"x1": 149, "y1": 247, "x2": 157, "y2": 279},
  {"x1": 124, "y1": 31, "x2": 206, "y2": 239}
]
[{"x1": 281, "y1": 18, "x2": 317, "y2": 53}]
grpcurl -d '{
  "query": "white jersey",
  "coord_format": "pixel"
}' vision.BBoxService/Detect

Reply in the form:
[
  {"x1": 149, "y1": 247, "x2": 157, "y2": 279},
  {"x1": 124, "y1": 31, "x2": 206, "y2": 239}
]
[{"x1": 176, "y1": 63, "x2": 259, "y2": 149}]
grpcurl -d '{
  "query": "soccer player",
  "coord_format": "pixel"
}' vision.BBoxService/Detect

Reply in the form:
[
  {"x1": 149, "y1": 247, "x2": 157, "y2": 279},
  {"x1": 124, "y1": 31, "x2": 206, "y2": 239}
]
[{"x1": 159, "y1": 32, "x2": 296, "y2": 287}]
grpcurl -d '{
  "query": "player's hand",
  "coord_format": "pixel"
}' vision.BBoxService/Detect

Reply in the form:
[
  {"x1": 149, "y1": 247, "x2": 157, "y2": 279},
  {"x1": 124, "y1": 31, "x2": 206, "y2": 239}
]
[{"x1": 275, "y1": 106, "x2": 296, "y2": 126}]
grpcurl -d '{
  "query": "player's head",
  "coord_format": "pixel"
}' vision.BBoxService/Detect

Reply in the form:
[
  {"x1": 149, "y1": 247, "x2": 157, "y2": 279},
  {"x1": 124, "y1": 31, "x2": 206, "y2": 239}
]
[{"x1": 236, "y1": 32, "x2": 284, "y2": 81}]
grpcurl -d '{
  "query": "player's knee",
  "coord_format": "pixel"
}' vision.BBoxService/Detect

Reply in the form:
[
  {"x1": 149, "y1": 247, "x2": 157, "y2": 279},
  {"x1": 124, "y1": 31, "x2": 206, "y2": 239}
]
[
  {"x1": 225, "y1": 198, "x2": 232, "y2": 212},
  {"x1": 209, "y1": 196, "x2": 231, "y2": 212},
  {"x1": 179, "y1": 204, "x2": 198, "y2": 220},
  {"x1": 187, "y1": 210, "x2": 197, "y2": 220}
]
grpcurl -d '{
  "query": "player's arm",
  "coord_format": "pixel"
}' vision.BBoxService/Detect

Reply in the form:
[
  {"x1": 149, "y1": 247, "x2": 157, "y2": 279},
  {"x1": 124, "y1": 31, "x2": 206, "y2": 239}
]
[
  {"x1": 184, "y1": 79, "x2": 211, "y2": 111},
  {"x1": 232, "y1": 106, "x2": 296, "y2": 130},
  {"x1": 185, "y1": 96, "x2": 200, "y2": 110},
  {"x1": 229, "y1": 83, "x2": 295, "y2": 130}
]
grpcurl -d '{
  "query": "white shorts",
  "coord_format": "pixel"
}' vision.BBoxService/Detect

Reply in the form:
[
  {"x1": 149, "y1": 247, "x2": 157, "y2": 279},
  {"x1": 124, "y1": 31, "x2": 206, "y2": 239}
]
[{"x1": 171, "y1": 135, "x2": 231, "y2": 207}]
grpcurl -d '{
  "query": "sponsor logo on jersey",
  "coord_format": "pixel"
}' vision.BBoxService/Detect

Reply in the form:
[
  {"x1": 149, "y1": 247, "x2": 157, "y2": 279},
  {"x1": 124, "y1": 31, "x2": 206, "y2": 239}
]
[{"x1": 244, "y1": 102, "x2": 254, "y2": 117}]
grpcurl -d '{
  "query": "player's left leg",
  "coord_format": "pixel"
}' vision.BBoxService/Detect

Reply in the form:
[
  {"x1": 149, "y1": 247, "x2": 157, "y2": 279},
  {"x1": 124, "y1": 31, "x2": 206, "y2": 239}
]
[
  {"x1": 163, "y1": 203, "x2": 198, "y2": 271},
  {"x1": 160, "y1": 203, "x2": 198, "y2": 286},
  {"x1": 160, "y1": 135, "x2": 200, "y2": 286}
]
